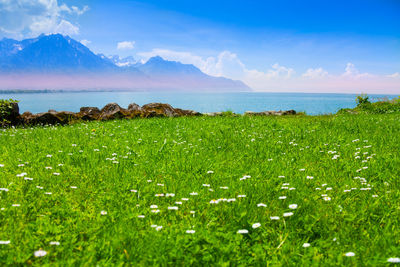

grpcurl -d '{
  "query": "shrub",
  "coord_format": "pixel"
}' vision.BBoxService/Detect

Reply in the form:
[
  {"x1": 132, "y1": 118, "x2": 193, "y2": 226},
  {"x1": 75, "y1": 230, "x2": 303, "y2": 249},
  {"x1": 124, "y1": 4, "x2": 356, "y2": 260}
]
[
  {"x1": 356, "y1": 94, "x2": 370, "y2": 106},
  {"x1": 0, "y1": 99, "x2": 19, "y2": 126}
]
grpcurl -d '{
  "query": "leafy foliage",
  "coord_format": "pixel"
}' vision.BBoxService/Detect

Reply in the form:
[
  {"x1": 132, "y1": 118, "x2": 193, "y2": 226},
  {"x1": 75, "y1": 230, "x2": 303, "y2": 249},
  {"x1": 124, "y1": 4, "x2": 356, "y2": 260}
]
[
  {"x1": 338, "y1": 95, "x2": 400, "y2": 114},
  {"x1": 0, "y1": 99, "x2": 18, "y2": 126}
]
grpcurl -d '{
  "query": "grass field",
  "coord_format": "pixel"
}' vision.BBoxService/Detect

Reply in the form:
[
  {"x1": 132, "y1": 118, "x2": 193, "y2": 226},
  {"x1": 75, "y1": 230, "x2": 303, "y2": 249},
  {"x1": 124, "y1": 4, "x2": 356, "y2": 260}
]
[{"x1": 0, "y1": 114, "x2": 399, "y2": 265}]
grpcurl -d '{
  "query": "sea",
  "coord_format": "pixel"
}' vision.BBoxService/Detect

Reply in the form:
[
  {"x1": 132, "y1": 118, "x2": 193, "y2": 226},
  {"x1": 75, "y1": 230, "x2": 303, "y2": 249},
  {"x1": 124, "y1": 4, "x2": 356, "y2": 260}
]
[{"x1": 0, "y1": 91, "x2": 397, "y2": 115}]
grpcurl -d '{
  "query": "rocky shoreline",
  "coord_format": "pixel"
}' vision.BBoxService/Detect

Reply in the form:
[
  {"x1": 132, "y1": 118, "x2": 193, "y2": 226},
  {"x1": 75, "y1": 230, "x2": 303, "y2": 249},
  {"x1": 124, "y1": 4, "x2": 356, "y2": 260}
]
[{"x1": 2, "y1": 102, "x2": 296, "y2": 126}]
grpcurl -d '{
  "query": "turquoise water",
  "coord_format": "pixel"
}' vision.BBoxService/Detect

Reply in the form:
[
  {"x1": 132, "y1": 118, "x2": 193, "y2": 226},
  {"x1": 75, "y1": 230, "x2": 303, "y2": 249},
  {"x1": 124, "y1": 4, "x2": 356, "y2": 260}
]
[{"x1": 0, "y1": 92, "x2": 396, "y2": 115}]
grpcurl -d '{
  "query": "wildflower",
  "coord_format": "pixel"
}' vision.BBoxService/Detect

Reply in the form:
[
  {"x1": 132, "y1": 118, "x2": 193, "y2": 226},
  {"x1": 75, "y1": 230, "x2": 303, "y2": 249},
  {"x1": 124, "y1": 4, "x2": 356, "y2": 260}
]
[
  {"x1": 151, "y1": 209, "x2": 160, "y2": 213},
  {"x1": 157, "y1": 183, "x2": 164, "y2": 186},
  {"x1": 49, "y1": 241, "x2": 60, "y2": 246},
  {"x1": 289, "y1": 204, "x2": 298, "y2": 209},
  {"x1": 137, "y1": 215, "x2": 145, "y2": 218},
  {"x1": 345, "y1": 252, "x2": 355, "y2": 257},
  {"x1": 270, "y1": 216, "x2": 280, "y2": 220},
  {"x1": 299, "y1": 168, "x2": 305, "y2": 171},
  {"x1": 323, "y1": 197, "x2": 331, "y2": 201},
  {"x1": 100, "y1": 210, "x2": 107, "y2": 215},
  {"x1": 182, "y1": 198, "x2": 189, "y2": 201},
  {"x1": 252, "y1": 223, "x2": 261, "y2": 229},
  {"x1": 227, "y1": 198, "x2": 236, "y2": 202},
  {"x1": 16, "y1": 172, "x2": 27, "y2": 177},
  {"x1": 12, "y1": 204, "x2": 20, "y2": 207},
  {"x1": 207, "y1": 170, "x2": 214, "y2": 174},
  {"x1": 0, "y1": 188, "x2": 9, "y2": 192},
  {"x1": 175, "y1": 201, "x2": 182, "y2": 205},
  {"x1": 130, "y1": 189, "x2": 137, "y2": 192},
  {"x1": 387, "y1": 258, "x2": 400, "y2": 263},
  {"x1": 303, "y1": 243, "x2": 310, "y2": 248},
  {"x1": 45, "y1": 167, "x2": 52, "y2": 170},
  {"x1": 24, "y1": 177, "x2": 33, "y2": 181},
  {"x1": 150, "y1": 205, "x2": 158, "y2": 209},
  {"x1": 36, "y1": 186, "x2": 43, "y2": 189},
  {"x1": 155, "y1": 193, "x2": 164, "y2": 197},
  {"x1": 45, "y1": 192, "x2": 52, "y2": 195},
  {"x1": 0, "y1": 164, "x2": 4, "y2": 167},
  {"x1": 166, "y1": 193, "x2": 175, "y2": 197},
  {"x1": 278, "y1": 176, "x2": 285, "y2": 178},
  {"x1": 283, "y1": 212, "x2": 294, "y2": 217},
  {"x1": 168, "y1": 206, "x2": 178, "y2": 210},
  {"x1": 210, "y1": 199, "x2": 218, "y2": 204},
  {"x1": 237, "y1": 195, "x2": 246, "y2": 198},
  {"x1": 46, "y1": 154, "x2": 52, "y2": 158},
  {"x1": 220, "y1": 186, "x2": 229, "y2": 190},
  {"x1": 306, "y1": 176, "x2": 314, "y2": 179},
  {"x1": 257, "y1": 203, "x2": 267, "y2": 207},
  {"x1": 237, "y1": 229, "x2": 249, "y2": 234},
  {"x1": 156, "y1": 226, "x2": 163, "y2": 231},
  {"x1": 189, "y1": 192, "x2": 198, "y2": 196},
  {"x1": 34, "y1": 250, "x2": 47, "y2": 257},
  {"x1": 0, "y1": 240, "x2": 10, "y2": 245},
  {"x1": 279, "y1": 196, "x2": 286, "y2": 200},
  {"x1": 186, "y1": 230, "x2": 196, "y2": 234}
]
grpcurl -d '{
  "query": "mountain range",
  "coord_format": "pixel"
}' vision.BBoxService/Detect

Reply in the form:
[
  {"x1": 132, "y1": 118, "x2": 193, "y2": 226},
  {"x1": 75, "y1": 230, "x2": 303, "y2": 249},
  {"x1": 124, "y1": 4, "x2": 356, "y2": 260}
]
[{"x1": 0, "y1": 34, "x2": 250, "y2": 91}]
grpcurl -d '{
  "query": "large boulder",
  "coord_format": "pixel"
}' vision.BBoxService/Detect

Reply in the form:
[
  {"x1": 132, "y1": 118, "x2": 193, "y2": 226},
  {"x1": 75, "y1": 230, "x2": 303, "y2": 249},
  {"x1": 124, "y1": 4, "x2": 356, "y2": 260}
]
[
  {"x1": 244, "y1": 110, "x2": 296, "y2": 116},
  {"x1": 126, "y1": 103, "x2": 142, "y2": 118},
  {"x1": 21, "y1": 110, "x2": 77, "y2": 125},
  {"x1": 141, "y1": 103, "x2": 178, "y2": 118},
  {"x1": 174, "y1": 108, "x2": 202, "y2": 117},
  {"x1": 78, "y1": 107, "x2": 101, "y2": 121},
  {"x1": 99, "y1": 103, "x2": 128, "y2": 120}
]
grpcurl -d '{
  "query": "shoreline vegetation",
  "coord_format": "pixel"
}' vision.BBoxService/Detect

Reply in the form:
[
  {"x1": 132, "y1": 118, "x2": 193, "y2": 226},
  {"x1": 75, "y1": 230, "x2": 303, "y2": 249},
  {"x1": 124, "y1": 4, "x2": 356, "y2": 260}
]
[{"x1": 0, "y1": 94, "x2": 399, "y2": 127}]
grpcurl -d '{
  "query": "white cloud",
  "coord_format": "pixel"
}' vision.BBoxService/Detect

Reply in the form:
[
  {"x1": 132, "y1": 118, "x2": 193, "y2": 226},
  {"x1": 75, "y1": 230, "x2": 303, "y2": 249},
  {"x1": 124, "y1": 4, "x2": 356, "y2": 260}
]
[
  {"x1": 80, "y1": 39, "x2": 91, "y2": 46},
  {"x1": 138, "y1": 49, "x2": 294, "y2": 82},
  {"x1": 0, "y1": 0, "x2": 88, "y2": 38},
  {"x1": 117, "y1": 41, "x2": 135, "y2": 50},
  {"x1": 342, "y1": 62, "x2": 372, "y2": 79},
  {"x1": 137, "y1": 48, "x2": 400, "y2": 93},
  {"x1": 387, "y1": 72, "x2": 400, "y2": 78},
  {"x1": 302, "y1": 68, "x2": 328, "y2": 78}
]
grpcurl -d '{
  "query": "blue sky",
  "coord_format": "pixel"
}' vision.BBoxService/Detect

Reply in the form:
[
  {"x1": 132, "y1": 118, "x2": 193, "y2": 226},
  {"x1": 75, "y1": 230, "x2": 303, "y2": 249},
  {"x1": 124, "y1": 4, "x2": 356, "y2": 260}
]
[{"x1": 0, "y1": 0, "x2": 399, "y2": 92}]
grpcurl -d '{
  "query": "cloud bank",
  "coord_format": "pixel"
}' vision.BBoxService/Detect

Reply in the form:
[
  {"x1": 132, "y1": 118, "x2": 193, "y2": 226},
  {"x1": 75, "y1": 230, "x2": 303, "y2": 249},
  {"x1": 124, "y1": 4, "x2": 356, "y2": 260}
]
[
  {"x1": 0, "y1": 0, "x2": 88, "y2": 38},
  {"x1": 117, "y1": 41, "x2": 135, "y2": 50},
  {"x1": 138, "y1": 49, "x2": 400, "y2": 94}
]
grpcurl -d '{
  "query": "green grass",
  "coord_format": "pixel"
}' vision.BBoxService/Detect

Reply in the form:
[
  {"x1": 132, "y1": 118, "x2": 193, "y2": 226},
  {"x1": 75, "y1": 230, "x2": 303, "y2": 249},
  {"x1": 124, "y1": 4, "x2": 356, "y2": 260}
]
[{"x1": 0, "y1": 114, "x2": 399, "y2": 266}]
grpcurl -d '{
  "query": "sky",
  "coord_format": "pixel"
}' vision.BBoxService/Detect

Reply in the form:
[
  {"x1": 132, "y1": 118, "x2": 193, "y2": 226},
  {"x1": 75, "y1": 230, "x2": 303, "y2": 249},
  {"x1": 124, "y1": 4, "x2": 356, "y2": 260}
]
[{"x1": 0, "y1": 0, "x2": 399, "y2": 93}]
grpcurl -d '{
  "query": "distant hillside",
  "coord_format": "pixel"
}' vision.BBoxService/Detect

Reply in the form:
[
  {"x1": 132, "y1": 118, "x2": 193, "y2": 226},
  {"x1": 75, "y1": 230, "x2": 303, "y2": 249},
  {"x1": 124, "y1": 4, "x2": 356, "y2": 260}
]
[{"x1": 0, "y1": 34, "x2": 251, "y2": 91}]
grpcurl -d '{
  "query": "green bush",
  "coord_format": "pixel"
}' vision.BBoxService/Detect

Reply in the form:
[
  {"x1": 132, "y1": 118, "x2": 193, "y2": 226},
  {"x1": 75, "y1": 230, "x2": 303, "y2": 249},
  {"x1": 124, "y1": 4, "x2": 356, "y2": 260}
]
[
  {"x1": 356, "y1": 94, "x2": 370, "y2": 106},
  {"x1": 0, "y1": 99, "x2": 19, "y2": 126}
]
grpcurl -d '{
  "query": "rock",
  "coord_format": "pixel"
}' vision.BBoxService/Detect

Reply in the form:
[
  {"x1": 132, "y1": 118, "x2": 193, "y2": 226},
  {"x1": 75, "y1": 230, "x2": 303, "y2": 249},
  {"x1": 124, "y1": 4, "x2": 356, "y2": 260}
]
[
  {"x1": 128, "y1": 103, "x2": 141, "y2": 112},
  {"x1": 283, "y1": 110, "x2": 296, "y2": 115},
  {"x1": 141, "y1": 103, "x2": 178, "y2": 118},
  {"x1": 244, "y1": 110, "x2": 296, "y2": 116},
  {"x1": 78, "y1": 107, "x2": 101, "y2": 121},
  {"x1": 21, "y1": 110, "x2": 77, "y2": 125},
  {"x1": 174, "y1": 108, "x2": 202, "y2": 116},
  {"x1": 127, "y1": 103, "x2": 142, "y2": 118},
  {"x1": 99, "y1": 103, "x2": 127, "y2": 120},
  {"x1": 204, "y1": 112, "x2": 223, "y2": 117},
  {"x1": 24, "y1": 112, "x2": 63, "y2": 125}
]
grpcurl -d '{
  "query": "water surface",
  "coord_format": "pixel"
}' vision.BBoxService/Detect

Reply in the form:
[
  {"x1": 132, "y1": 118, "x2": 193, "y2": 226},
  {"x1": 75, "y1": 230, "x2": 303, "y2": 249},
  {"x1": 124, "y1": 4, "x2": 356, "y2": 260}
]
[{"x1": 0, "y1": 92, "x2": 396, "y2": 115}]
